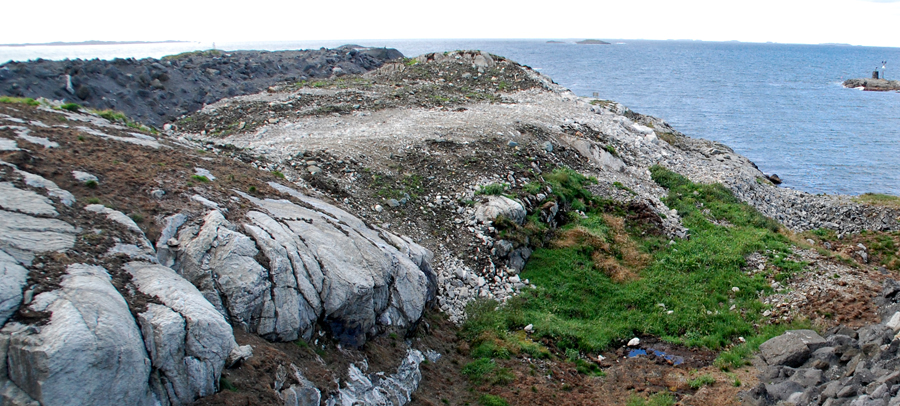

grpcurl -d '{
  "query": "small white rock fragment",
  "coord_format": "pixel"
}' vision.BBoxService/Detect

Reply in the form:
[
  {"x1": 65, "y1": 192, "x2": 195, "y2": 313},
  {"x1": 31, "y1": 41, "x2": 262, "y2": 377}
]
[
  {"x1": 72, "y1": 170, "x2": 98, "y2": 184},
  {"x1": 193, "y1": 167, "x2": 216, "y2": 181},
  {"x1": 524, "y1": 324, "x2": 534, "y2": 333},
  {"x1": 731, "y1": 286, "x2": 740, "y2": 293},
  {"x1": 627, "y1": 337, "x2": 640, "y2": 347}
]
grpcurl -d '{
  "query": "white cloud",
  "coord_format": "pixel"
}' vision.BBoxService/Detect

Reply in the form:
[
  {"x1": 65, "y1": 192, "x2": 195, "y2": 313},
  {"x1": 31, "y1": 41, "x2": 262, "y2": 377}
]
[{"x1": 2, "y1": 0, "x2": 899, "y2": 48}]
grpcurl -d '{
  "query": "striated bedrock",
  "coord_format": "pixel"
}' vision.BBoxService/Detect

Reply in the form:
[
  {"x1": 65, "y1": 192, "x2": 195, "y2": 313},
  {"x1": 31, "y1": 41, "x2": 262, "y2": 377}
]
[
  {"x1": 167, "y1": 182, "x2": 436, "y2": 347},
  {"x1": 843, "y1": 78, "x2": 900, "y2": 91},
  {"x1": 0, "y1": 159, "x2": 433, "y2": 405}
]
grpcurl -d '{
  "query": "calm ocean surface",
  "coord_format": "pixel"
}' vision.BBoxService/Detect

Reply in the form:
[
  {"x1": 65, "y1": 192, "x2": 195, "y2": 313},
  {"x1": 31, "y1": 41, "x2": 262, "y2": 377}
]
[{"x1": 3, "y1": 39, "x2": 899, "y2": 196}]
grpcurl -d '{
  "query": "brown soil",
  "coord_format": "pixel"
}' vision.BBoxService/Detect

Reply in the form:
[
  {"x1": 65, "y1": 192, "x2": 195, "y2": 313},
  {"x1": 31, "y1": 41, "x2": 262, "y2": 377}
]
[{"x1": 410, "y1": 312, "x2": 759, "y2": 406}]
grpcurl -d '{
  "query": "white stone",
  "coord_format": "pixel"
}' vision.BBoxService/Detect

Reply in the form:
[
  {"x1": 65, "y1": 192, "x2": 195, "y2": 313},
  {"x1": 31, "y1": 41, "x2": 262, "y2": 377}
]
[
  {"x1": 886, "y1": 312, "x2": 900, "y2": 333},
  {"x1": 72, "y1": 170, "x2": 98, "y2": 184},
  {"x1": 627, "y1": 337, "x2": 640, "y2": 347}
]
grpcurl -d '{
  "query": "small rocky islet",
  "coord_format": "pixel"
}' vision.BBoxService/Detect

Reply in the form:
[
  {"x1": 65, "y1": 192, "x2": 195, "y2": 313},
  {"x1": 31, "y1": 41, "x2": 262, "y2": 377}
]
[
  {"x1": 1, "y1": 47, "x2": 900, "y2": 405},
  {"x1": 843, "y1": 78, "x2": 900, "y2": 91}
]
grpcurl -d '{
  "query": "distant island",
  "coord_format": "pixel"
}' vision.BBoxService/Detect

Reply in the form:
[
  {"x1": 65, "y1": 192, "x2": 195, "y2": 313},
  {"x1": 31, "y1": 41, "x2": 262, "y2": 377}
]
[
  {"x1": 0, "y1": 40, "x2": 190, "y2": 47},
  {"x1": 546, "y1": 40, "x2": 566, "y2": 44},
  {"x1": 576, "y1": 39, "x2": 611, "y2": 45}
]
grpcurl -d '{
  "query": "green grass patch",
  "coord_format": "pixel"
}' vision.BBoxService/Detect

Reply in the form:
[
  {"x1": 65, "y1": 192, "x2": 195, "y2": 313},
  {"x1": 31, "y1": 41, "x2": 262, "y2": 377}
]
[
  {"x1": 191, "y1": 175, "x2": 211, "y2": 183},
  {"x1": 463, "y1": 165, "x2": 797, "y2": 355},
  {"x1": 854, "y1": 193, "x2": 900, "y2": 209},
  {"x1": 0, "y1": 96, "x2": 40, "y2": 106},
  {"x1": 219, "y1": 377, "x2": 238, "y2": 392},
  {"x1": 688, "y1": 374, "x2": 715, "y2": 389},
  {"x1": 462, "y1": 358, "x2": 496, "y2": 382},
  {"x1": 626, "y1": 392, "x2": 676, "y2": 406},
  {"x1": 475, "y1": 183, "x2": 509, "y2": 196},
  {"x1": 604, "y1": 145, "x2": 618, "y2": 156},
  {"x1": 479, "y1": 394, "x2": 509, "y2": 406},
  {"x1": 162, "y1": 49, "x2": 221, "y2": 60},
  {"x1": 60, "y1": 103, "x2": 82, "y2": 112},
  {"x1": 96, "y1": 109, "x2": 127, "y2": 122}
]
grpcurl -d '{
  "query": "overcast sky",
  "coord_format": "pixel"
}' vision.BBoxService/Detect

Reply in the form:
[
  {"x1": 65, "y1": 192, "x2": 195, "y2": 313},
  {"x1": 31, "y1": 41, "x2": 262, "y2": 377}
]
[{"x1": 4, "y1": 0, "x2": 900, "y2": 48}]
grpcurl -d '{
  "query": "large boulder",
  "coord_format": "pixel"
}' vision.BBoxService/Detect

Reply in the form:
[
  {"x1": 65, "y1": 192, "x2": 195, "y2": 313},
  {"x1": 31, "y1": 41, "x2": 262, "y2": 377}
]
[
  {"x1": 125, "y1": 262, "x2": 237, "y2": 405},
  {"x1": 6, "y1": 264, "x2": 154, "y2": 406},
  {"x1": 759, "y1": 330, "x2": 825, "y2": 367},
  {"x1": 474, "y1": 195, "x2": 526, "y2": 225}
]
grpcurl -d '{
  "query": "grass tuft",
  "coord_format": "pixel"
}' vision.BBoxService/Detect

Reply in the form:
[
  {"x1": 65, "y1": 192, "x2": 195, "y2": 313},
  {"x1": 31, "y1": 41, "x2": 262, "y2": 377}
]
[
  {"x1": 60, "y1": 103, "x2": 81, "y2": 112},
  {"x1": 479, "y1": 394, "x2": 509, "y2": 406},
  {"x1": 476, "y1": 183, "x2": 509, "y2": 196},
  {"x1": 688, "y1": 374, "x2": 716, "y2": 389},
  {"x1": 0, "y1": 96, "x2": 40, "y2": 106}
]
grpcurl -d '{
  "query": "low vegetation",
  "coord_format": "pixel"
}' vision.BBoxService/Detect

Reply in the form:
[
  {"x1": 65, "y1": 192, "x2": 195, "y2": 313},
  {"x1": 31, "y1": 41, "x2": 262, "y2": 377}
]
[
  {"x1": 462, "y1": 165, "x2": 806, "y2": 370},
  {"x1": 854, "y1": 193, "x2": 900, "y2": 209},
  {"x1": 162, "y1": 49, "x2": 221, "y2": 60},
  {"x1": 0, "y1": 96, "x2": 40, "y2": 106}
]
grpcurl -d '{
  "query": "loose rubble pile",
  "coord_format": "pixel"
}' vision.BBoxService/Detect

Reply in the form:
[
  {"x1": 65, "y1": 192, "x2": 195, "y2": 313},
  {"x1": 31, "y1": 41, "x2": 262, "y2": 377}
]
[{"x1": 744, "y1": 279, "x2": 900, "y2": 406}]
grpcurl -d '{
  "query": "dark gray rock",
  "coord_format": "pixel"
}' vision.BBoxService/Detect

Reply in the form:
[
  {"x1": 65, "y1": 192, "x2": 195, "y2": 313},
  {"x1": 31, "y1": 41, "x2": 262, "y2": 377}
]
[
  {"x1": 759, "y1": 331, "x2": 815, "y2": 367},
  {"x1": 790, "y1": 368, "x2": 825, "y2": 388},
  {"x1": 764, "y1": 380, "x2": 804, "y2": 402},
  {"x1": 0, "y1": 46, "x2": 403, "y2": 127},
  {"x1": 859, "y1": 325, "x2": 893, "y2": 348}
]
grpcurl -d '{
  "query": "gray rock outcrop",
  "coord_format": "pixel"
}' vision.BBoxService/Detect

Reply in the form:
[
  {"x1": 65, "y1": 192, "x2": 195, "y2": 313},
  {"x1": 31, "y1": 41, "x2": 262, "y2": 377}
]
[
  {"x1": 126, "y1": 261, "x2": 237, "y2": 405},
  {"x1": 7, "y1": 264, "x2": 155, "y2": 406},
  {"x1": 0, "y1": 165, "x2": 242, "y2": 406},
  {"x1": 328, "y1": 348, "x2": 425, "y2": 406},
  {"x1": 167, "y1": 184, "x2": 436, "y2": 347}
]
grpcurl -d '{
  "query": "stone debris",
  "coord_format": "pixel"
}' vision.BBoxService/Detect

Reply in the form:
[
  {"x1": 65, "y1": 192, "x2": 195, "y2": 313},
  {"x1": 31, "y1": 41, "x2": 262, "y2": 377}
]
[{"x1": 744, "y1": 280, "x2": 900, "y2": 406}]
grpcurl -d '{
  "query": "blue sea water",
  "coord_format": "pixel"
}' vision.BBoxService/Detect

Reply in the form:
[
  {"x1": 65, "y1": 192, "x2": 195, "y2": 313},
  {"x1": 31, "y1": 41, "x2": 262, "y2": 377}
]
[{"x1": 3, "y1": 39, "x2": 899, "y2": 196}]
